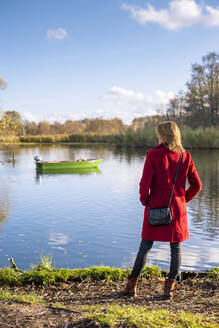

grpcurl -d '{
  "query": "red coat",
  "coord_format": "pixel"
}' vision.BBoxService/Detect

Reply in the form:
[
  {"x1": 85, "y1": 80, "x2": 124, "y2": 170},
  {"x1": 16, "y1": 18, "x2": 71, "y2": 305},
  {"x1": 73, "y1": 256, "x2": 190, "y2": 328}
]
[{"x1": 139, "y1": 144, "x2": 202, "y2": 242}]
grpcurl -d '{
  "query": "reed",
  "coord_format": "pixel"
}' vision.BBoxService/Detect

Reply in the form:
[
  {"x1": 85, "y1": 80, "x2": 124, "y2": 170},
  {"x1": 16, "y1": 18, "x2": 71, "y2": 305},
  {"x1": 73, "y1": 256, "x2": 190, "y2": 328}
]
[
  {"x1": 182, "y1": 126, "x2": 219, "y2": 149},
  {"x1": 15, "y1": 126, "x2": 219, "y2": 149},
  {"x1": 110, "y1": 128, "x2": 157, "y2": 148},
  {"x1": 19, "y1": 135, "x2": 69, "y2": 143},
  {"x1": 111, "y1": 126, "x2": 219, "y2": 149}
]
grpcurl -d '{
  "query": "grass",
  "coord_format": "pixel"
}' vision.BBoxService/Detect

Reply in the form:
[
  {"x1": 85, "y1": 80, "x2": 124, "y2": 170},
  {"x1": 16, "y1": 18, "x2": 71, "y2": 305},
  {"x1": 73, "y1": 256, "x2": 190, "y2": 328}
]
[
  {"x1": 0, "y1": 258, "x2": 218, "y2": 287},
  {"x1": 0, "y1": 259, "x2": 217, "y2": 327},
  {"x1": 0, "y1": 256, "x2": 217, "y2": 287},
  {"x1": 31, "y1": 254, "x2": 53, "y2": 271},
  {"x1": 0, "y1": 257, "x2": 165, "y2": 287},
  {"x1": 0, "y1": 288, "x2": 43, "y2": 305},
  {"x1": 84, "y1": 304, "x2": 218, "y2": 328},
  {"x1": 208, "y1": 267, "x2": 219, "y2": 280}
]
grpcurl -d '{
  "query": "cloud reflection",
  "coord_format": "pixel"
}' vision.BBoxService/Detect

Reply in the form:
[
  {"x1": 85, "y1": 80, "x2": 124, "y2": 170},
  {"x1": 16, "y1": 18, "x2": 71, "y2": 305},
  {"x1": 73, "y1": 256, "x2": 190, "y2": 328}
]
[{"x1": 48, "y1": 232, "x2": 70, "y2": 253}]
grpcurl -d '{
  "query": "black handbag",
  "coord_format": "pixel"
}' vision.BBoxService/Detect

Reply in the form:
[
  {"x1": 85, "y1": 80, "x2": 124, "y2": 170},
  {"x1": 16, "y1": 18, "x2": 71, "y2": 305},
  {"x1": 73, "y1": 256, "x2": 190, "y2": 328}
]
[{"x1": 148, "y1": 153, "x2": 182, "y2": 226}]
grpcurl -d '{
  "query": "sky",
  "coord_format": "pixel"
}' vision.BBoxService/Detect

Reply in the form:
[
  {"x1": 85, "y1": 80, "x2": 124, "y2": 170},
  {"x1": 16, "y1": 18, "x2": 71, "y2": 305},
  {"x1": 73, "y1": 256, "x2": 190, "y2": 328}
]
[{"x1": 0, "y1": 0, "x2": 219, "y2": 124}]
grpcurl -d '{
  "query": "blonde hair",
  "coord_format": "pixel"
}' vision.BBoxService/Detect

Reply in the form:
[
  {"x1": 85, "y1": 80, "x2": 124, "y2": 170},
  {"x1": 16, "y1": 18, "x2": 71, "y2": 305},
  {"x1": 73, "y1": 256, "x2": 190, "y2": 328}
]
[{"x1": 157, "y1": 121, "x2": 184, "y2": 153}]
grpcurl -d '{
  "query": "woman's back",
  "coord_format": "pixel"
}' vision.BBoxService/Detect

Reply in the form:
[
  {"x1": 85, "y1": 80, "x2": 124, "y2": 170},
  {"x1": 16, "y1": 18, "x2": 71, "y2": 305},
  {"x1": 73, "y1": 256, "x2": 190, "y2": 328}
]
[
  {"x1": 139, "y1": 143, "x2": 202, "y2": 242},
  {"x1": 122, "y1": 121, "x2": 202, "y2": 299},
  {"x1": 144, "y1": 144, "x2": 190, "y2": 209}
]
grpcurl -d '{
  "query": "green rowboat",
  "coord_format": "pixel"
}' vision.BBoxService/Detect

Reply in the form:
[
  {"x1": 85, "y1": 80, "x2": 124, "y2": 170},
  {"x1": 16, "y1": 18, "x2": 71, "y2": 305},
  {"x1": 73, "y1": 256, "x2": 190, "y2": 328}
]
[{"x1": 35, "y1": 158, "x2": 102, "y2": 172}]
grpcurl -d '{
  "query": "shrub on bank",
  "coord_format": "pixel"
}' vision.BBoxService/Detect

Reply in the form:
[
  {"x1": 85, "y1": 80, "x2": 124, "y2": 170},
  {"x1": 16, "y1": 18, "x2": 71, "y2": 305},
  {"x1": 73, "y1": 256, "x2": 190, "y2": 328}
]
[{"x1": 0, "y1": 136, "x2": 19, "y2": 143}]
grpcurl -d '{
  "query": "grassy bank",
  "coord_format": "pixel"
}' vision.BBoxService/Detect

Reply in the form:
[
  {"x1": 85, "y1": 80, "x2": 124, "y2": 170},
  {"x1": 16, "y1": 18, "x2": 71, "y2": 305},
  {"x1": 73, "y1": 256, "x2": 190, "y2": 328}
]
[
  {"x1": 0, "y1": 262, "x2": 218, "y2": 327},
  {"x1": 1, "y1": 256, "x2": 218, "y2": 286},
  {"x1": 1, "y1": 126, "x2": 219, "y2": 149},
  {"x1": 19, "y1": 134, "x2": 112, "y2": 144},
  {"x1": 0, "y1": 127, "x2": 219, "y2": 149},
  {"x1": 17, "y1": 126, "x2": 219, "y2": 149},
  {"x1": 0, "y1": 264, "x2": 163, "y2": 287}
]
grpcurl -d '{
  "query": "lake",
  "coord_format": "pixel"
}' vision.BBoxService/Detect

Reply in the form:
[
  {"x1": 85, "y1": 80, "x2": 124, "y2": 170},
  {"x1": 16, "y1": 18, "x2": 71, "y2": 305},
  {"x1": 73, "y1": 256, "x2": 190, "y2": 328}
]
[{"x1": 0, "y1": 144, "x2": 218, "y2": 272}]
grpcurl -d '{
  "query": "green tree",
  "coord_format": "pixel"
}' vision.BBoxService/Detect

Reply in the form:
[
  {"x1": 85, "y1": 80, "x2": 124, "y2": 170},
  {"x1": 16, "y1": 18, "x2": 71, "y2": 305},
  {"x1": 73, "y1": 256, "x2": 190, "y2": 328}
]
[
  {"x1": 5, "y1": 110, "x2": 21, "y2": 122},
  {"x1": 5, "y1": 110, "x2": 24, "y2": 135},
  {"x1": 166, "y1": 91, "x2": 186, "y2": 126},
  {"x1": 0, "y1": 112, "x2": 18, "y2": 136},
  {"x1": 185, "y1": 52, "x2": 219, "y2": 127},
  {"x1": 203, "y1": 52, "x2": 219, "y2": 126}
]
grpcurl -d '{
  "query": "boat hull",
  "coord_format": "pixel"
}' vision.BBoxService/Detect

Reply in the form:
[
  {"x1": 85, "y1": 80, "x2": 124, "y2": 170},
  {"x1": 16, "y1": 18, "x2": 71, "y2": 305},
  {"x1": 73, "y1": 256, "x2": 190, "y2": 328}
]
[{"x1": 36, "y1": 159, "x2": 102, "y2": 172}]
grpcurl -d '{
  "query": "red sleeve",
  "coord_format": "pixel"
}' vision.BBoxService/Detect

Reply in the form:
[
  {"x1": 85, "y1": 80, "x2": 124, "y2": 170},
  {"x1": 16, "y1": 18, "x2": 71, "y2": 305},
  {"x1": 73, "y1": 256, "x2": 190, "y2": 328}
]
[
  {"x1": 139, "y1": 152, "x2": 154, "y2": 206},
  {"x1": 185, "y1": 155, "x2": 202, "y2": 203}
]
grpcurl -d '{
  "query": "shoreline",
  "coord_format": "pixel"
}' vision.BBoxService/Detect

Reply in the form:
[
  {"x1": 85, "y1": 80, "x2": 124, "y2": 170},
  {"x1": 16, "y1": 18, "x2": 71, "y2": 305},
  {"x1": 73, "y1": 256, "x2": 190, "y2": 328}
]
[
  {"x1": 0, "y1": 141, "x2": 219, "y2": 150},
  {"x1": 0, "y1": 264, "x2": 218, "y2": 286},
  {"x1": 0, "y1": 264, "x2": 218, "y2": 327}
]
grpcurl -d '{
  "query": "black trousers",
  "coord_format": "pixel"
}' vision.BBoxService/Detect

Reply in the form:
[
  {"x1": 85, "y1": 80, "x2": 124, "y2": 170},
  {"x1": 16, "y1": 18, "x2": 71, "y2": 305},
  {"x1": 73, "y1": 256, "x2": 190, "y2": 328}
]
[{"x1": 130, "y1": 239, "x2": 182, "y2": 280}]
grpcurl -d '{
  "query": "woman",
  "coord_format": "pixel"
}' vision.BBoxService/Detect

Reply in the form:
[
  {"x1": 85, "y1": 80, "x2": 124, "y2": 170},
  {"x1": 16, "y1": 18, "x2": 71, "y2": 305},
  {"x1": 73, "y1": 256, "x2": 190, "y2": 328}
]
[{"x1": 122, "y1": 121, "x2": 202, "y2": 299}]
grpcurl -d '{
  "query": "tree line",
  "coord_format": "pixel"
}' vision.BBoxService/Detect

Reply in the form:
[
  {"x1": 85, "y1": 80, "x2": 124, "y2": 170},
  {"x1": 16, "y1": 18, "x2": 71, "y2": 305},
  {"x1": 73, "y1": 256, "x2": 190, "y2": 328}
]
[
  {"x1": 0, "y1": 52, "x2": 218, "y2": 138},
  {"x1": 0, "y1": 113, "x2": 126, "y2": 136}
]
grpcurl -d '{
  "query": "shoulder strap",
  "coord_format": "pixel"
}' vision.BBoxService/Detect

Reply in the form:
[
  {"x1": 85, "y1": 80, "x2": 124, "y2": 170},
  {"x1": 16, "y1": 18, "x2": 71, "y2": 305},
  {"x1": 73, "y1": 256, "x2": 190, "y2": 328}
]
[{"x1": 168, "y1": 153, "x2": 182, "y2": 208}]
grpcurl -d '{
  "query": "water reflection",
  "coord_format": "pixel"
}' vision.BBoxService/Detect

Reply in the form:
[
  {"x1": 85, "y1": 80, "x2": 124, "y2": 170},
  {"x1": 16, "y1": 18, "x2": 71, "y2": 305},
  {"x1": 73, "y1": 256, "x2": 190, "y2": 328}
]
[
  {"x1": 0, "y1": 144, "x2": 218, "y2": 270},
  {"x1": 32, "y1": 143, "x2": 111, "y2": 163},
  {"x1": 48, "y1": 232, "x2": 70, "y2": 254},
  {"x1": 35, "y1": 167, "x2": 101, "y2": 183},
  {"x1": 112, "y1": 147, "x2": 146, "y2": 163},
  {"x1": 0, "y1": 183, "x2": 9, "y2": 223},
  {"x1": 188, "y1": 151, "x2": 219, "y2": 239}
]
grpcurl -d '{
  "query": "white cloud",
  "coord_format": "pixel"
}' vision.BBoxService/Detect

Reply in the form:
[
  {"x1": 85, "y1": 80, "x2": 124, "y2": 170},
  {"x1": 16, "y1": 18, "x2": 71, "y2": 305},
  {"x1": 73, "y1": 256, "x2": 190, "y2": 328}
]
[
  {"x1": 99, "y1": 86, "x2": 174, "y2": 124},
  {"x1": 46, "y1": 28, "x2": 68, "y2": 40},
  {"x1": 104, "y1": 86, "x2": 145, "y2": 103},
  {"x1": 122, "y1": 0, "x2": 219, "y2": 30},
  {"x1": 22, "y1": 111, "x2": 37, "y2": 122},
  {"x1": 145, "y1": 90, "x2": 174, "y2": 105},
  {"x1": 18, "y1": 88, "x2": 174, "y2": 125},
  {"x1": 48, "y1": 233, "x2": 70, "y2": 246},
  {"x1": 205, "y1": 5, "x2": 219, "y2": 26},
  {"x1": 44, "y1": 112, "x2": 88, "y2": 123}
]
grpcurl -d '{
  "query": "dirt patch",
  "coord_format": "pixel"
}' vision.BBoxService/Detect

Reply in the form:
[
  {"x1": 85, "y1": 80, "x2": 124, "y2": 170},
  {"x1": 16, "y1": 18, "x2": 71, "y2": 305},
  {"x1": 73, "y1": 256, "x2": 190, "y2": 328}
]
[{"x1": 0, "y1": 277, "x2": 218, "y2": 327}]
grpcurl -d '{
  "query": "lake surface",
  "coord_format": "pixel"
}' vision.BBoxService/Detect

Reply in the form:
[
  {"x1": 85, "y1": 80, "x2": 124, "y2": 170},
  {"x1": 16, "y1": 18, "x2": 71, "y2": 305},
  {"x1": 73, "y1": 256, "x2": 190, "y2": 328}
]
[{"x1": 0, "y1": 144, "x2": 218, "y2": 271}]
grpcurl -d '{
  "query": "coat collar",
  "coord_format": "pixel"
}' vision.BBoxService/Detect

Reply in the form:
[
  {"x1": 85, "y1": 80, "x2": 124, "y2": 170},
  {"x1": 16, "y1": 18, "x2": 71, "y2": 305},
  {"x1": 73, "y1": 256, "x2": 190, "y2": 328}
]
[{"x1": 154, "y1": 143, "x2": 165, "y2": 149}]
